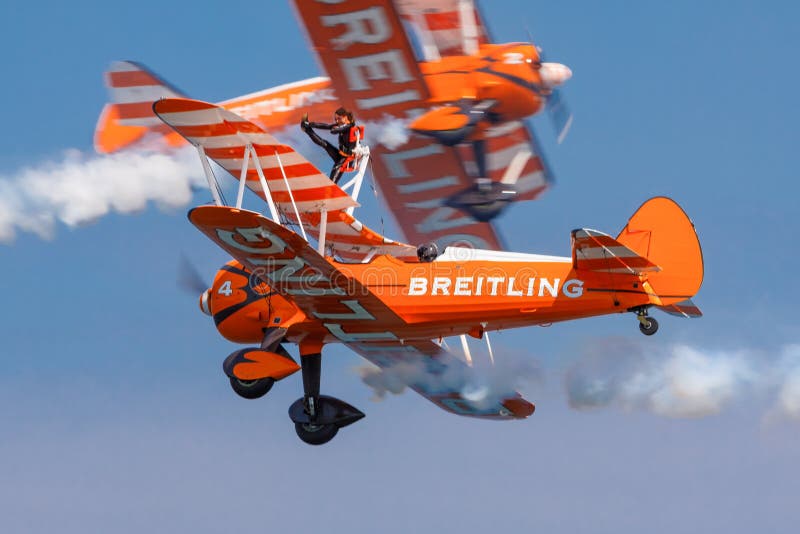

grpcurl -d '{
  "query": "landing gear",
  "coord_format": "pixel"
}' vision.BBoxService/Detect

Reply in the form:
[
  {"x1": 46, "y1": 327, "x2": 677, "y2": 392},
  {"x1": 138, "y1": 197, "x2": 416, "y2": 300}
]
[
  {"x1": 633, "y1": 307, "x2": 659, "y2": 336},
  {"x1": 229, "y1": 376, "x2": 273, "y2": 399},
  {"x1": 444, "y1": 138, "x2": 524, "y2": 223},
  {"x1": 223, "y1": 343, "x2": 298, "y2": 399},
  {"x1": 639, "y1": 317, "x2": 659, "y2": 336},
  {"x1": 445, "y1": 180, "x2": 518, "y2": 222},
  {"x1": 223, "y1": 340, "x2": 364, "y2": 445},
  {"x1": 294, "y1": 421, "x2": 339, "y2": 445},
  {"x1": 288, "y1": 351, "x2": 365, "y2": 446}
]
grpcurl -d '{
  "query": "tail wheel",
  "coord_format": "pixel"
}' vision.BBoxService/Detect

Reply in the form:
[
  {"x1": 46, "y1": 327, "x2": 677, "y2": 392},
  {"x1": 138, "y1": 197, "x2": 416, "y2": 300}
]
[
  {"x1": 229, "y1": 376, "x2": 274, "y2": 399},
  {"x1": 294, "y1": 422, "x2": 339, "y2": 445},
  {"x1": 639, "y1": 317, "x2": 659, "y2": 336}
]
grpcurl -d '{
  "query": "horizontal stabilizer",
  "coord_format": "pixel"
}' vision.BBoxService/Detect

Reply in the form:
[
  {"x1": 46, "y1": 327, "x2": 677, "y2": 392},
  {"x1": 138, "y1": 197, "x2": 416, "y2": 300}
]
[
  {"x1": 656, "y1": 299, "x2": 703, "y2": 318},
  {"x1": 571, "y1": 228, "x2": 660, "y2": 274}
]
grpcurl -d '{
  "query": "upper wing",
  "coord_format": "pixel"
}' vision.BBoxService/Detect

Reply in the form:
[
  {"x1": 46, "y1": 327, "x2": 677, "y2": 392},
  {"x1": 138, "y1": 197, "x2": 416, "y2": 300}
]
[
  {"x1": 351, "y1": 338, "x2": 535, "y2": 419},
  {"x1": 394, "y1": 0, "x2": 491, "y2": 59},
  {"x1": 154, "y1": 98, "x2": 416, "y2": 262}
]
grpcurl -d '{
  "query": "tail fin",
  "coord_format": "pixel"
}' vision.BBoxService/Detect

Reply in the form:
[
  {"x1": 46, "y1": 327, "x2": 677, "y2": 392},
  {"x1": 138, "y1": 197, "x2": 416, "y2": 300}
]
[
  {"x1": 94, "y1": 61, "x2": 186, "y2": 153},
  {"x1": 616, "y1": 197, "x2": 704, "y2": 308}
]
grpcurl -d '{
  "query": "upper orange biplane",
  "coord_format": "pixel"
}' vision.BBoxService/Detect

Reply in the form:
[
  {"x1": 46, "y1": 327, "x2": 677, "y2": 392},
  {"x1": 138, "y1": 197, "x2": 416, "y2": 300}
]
[
  {"x1": 151, "y1": 97, "x2": 702, "y2": 446},
  {"x1": 95, "y1": 0, "x2": 573, "y2": 251}
]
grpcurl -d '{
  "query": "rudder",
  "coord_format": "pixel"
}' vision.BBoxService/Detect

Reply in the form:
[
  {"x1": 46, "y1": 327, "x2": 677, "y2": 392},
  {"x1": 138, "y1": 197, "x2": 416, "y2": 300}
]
[{"x1": 616, "y1": 197, "x2": 704, "y2": 306}]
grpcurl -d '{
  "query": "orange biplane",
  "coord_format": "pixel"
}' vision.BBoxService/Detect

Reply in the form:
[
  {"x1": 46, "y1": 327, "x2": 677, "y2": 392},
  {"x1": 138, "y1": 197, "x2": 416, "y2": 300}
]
[
  {"x1": 153, "y1": 97, "x2": 702, "y2": 445},
  {"x1": 96, "y1": 0, "x2": 572, "y2": 251}
]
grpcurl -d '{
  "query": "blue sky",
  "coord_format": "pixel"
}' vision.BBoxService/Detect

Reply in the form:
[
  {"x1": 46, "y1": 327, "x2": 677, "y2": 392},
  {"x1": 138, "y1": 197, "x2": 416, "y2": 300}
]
[{"x1": 1, "y1": 1, "x2": 799, "y2": 532}]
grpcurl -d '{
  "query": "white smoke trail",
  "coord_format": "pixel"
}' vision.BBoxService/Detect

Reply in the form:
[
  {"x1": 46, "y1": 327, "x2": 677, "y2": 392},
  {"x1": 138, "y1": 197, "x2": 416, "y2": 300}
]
[
  {"x1": 565, "y1": 338, "x2": 800, "y2": 421},
  {"x1": 363, "y1": 115, "x2": 411, "y2": 150},
  {"x1": 0, "y1": 118, "x2": 412, "y2": 245},
  {"x1": 766, "y1": 344, "x2": 800, "y2": 422},
  {"x1": 0, "y1": 148, "x2": 205, "y2": 243},
  {"x1": 355, "y1": 346, "x2": 541, "y2": 409}
]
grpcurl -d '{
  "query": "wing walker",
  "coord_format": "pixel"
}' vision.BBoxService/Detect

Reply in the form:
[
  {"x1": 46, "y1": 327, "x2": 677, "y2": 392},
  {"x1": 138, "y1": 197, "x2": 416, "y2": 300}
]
[{"x1": 154, "y1": 97, "x2": 703, "y2": 445}]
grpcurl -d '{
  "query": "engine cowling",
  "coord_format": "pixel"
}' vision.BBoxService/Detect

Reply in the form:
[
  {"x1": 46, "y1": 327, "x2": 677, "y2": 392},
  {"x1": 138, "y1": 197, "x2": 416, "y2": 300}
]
[{"x1": 206, "y1": 260, "x2": 305, "y2": 343}]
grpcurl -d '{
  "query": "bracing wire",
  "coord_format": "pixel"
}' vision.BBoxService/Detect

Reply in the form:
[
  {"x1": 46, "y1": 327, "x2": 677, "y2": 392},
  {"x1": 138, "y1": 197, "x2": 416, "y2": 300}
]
[{"x1": 366, "y1": 157, "x2": 386, "y2": 237}]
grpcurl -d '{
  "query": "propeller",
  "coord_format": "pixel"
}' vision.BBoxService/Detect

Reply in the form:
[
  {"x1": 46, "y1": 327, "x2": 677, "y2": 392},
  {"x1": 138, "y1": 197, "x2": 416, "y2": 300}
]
[
  {"x1": 177, "y1": 253, "x2": 209, "y2": 295},
  {"x1": 527, "y1": 28, "x2": 574, "y2": 143},
  {"x1": 178, "y1": 254, "x2": 213, "y2": 316}
]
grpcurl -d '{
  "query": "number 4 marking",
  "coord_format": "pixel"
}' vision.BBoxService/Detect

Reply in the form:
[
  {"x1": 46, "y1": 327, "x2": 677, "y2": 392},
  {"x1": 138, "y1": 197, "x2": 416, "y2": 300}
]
[{"x1": 218, "y1": 281, "x2": 233, "y2": 296}]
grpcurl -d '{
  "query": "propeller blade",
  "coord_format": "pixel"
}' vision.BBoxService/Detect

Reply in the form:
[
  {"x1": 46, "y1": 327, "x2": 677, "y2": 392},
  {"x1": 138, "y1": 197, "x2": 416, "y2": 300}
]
[
  {"x1": 524, "y1": 28, "x2": 573, "y2": 143},
  {"x1": 546, "y1": 88, "x2": 573, "y2": 144},
  {"x1": 177, "y1": 254, "x2": 209, "y2": 295}
]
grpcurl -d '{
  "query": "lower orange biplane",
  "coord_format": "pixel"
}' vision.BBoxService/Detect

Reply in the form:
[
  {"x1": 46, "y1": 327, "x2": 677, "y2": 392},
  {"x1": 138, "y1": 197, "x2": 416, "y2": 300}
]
[{"x1": 154, "y1": 98, "x2": 703, "y2": 445}]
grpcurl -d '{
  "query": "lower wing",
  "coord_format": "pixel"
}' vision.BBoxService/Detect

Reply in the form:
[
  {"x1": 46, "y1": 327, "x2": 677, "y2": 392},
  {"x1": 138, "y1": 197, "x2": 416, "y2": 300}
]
[{"x1": 350, "y1": 338, "x2": 535, "y2": 419}]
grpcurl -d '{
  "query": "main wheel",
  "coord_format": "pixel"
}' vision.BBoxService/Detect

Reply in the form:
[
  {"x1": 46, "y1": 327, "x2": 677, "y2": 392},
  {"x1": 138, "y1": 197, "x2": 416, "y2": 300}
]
[
  {"x1": 639, "y1": 317, "x2": 659, "y2": 336},
  {"x1": 294, "y1": 422, "x2": 339, "y2": 445},
  {"x1": 229, "y1": 376, "x2": 274, "y2": 399}
]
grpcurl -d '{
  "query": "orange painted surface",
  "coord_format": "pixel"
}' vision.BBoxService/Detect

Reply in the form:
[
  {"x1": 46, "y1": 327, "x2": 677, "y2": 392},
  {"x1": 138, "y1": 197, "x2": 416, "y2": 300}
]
[
  {"x1": 617, "y1": 197, "x2": 704, "y2": 305},
  {"x1": 209, "y1": 260, "x2": 306, "y2": 344},
  {"x1": 95, "y1": 78, "x2": 337, "y2": 154},
  {"x1": 410, "y1": 106, "x2": 471, "y2": 133},
  {"x1": 420, "y1": 43, "x2": 546, "y2": 123},
  {"x1": 94, "y1": 104, "x2": 147, "y2": 154},
  {"x1": 222, "y1": 78, "x2": 339, "y2": 131},
  {"x1": 231, "y1": 349, "x2": 301, "y2": 381},
  {"x1": 190, "y1": 198, "x2": 703, "y2": 346}
]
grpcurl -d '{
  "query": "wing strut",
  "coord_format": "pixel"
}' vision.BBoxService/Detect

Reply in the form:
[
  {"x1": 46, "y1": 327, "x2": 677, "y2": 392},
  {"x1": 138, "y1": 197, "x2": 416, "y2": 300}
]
[
  {"x1": 235, "y1": 144, "x2": 250, "y2": 209},
  {"x1": 482, "y1": 322, "x2": 496, "y2": 366},
  {"x1": 248, "y1": 144, "x2": 280, "y2": 226},
  {"x1": 459, "y1": 334, "x2": 474, "y2": 366},
  {"x1": 233, "y1": 142, "x2": 281, "y2": 223},
  {"x1": 273, "y1": 148, "x2": 308, "y2": 241},
  {"x1": 340, "y1": 146, "x2": 371, "y2": 216},
  {"x1": 196, "y1": 145, "x2": 223, "y2": 207},
  {"x1": 318, "y1": 206, "x2": 328, "y2": 255},
  {"x1": 500, "y1": 149, "x2": 533, "y2": 185}
]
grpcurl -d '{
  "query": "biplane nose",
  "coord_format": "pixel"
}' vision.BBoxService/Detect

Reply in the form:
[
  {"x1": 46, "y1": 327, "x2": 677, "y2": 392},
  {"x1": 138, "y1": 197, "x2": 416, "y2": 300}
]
[
  {"x1": 199, "y1": 289, "x2": 212, "y2": 316},
  {"x1": 540, "y1": 62, "x2": 572, "y2": 88}
]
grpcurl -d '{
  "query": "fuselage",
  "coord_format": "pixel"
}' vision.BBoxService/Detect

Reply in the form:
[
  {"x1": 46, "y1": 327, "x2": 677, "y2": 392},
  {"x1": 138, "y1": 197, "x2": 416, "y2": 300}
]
[
  {"x1": 209, "y1": 248, "x2": 652, "y2": 345},
  {"x1": 214, "y1": 42, "x2": 567, "y2": 134},
  {"x1": 420, "y1": 43, "x2": 547, "y2": 122}
]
